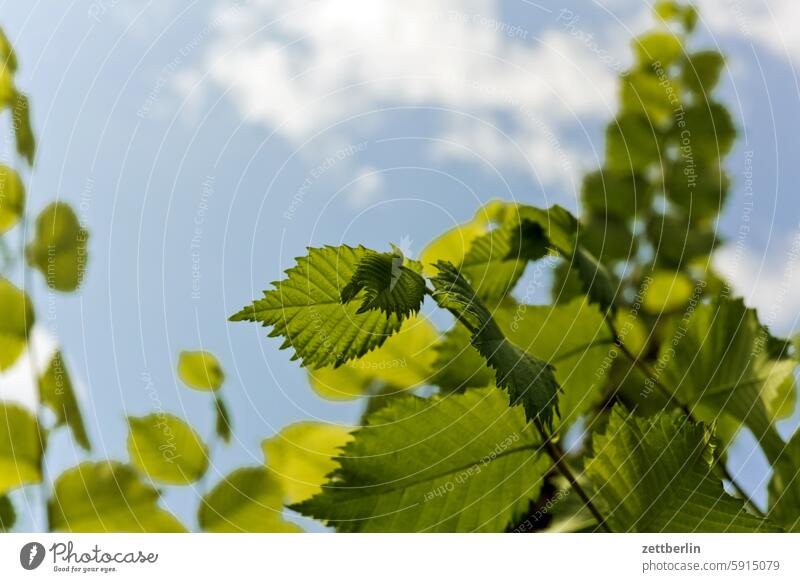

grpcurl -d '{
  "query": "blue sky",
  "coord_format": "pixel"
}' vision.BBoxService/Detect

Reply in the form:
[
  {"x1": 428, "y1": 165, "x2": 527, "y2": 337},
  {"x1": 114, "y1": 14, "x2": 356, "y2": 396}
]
[{"x1": 2, "y1": 0, "x2": 800, "y2": 531}]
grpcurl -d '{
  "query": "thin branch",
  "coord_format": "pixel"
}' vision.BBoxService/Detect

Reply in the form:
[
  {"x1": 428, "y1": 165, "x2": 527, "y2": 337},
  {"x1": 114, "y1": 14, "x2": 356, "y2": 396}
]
[{"x1": 534, "y1": 419, "x2": 611, "y2": 532}]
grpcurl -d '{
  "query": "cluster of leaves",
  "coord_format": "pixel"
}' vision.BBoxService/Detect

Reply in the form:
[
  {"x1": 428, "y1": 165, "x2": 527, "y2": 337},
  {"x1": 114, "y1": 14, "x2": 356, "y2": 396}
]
[
  {"x1": 2, "y1": 1, "x2": 800, "y2": 534},
  {"x1": 228, "y1": 2, "x2": 800, "y2": 533}
]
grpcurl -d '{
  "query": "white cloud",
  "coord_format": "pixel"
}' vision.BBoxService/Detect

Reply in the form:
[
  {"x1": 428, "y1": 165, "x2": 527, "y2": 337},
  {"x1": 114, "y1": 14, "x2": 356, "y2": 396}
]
[
  {"x1": 713, "y1": 231, "x2": 800, "y2": 334},
  {"x1": 345, "y1": 169, "x2": 385, "y2": 209},
  {"x1": 183, "y1": 0, "x2": 629, "y2": 191},
  {"x1": 698, "y1": 0, "x2": 800, "y2": 62}
]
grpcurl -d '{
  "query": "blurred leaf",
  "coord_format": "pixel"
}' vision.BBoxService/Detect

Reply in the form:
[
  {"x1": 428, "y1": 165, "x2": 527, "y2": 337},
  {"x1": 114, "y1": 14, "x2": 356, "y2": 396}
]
[
  {"x1": 674, "y1": 102, "x2": 735, "y2": 162},
  {"x1": 293, "y1": 387, "x2": 549, "y2": 532},
  {"x1": 0, "y1": 28, "x2": 18, "y2": 73},
  {"x1": 659, "y1": 298, "x2": 793, "y2": 464},
  {"x1": 198, "y1": 467, "x2": 302, "y2": 533},
  {"x1": 0, "y1": 276, "x2": 34, "y2": 371},
  {"x1": 514, "y1": 205, "x2": 618, "y2": 313},
  {"x1": 580, "y1": 213, "x2": 637, "y2": 263},
  {"x1": 648, "y1": 214, "x2": 718, "y2": 267},
  {"x1": 664, "y1": 159, "x2": 729, "y2": 221},
  {"x1": 262, "y1": 422, "x2": 352, "y2": 505},
  {"x1": 621, "y1": 69, "x2": 680, "y2": 126},
  {"x1": 39, "y1": 351, "x2": 91, "y2": 451},
  {"x1": 0, "y1": 165, "x2": 24, "y2": 234},
  {"x1": 49, "y1": 461, "x2": 186, "y2": 532},
  {"x1": 462, "y1": 223, "x2": 529, "y2": 301},
  {"x1": 308, "y1": 314, "x2": 437, "y2": 400},
  {"x1": 642, "y1": 270, "x2": 694, "y2": 314},
  {"x1": 0, "y1": 494, "x2": 14, "y2": 531},
  {"x1": 587, "y1": 406, "x2": 777, "y2": 532},
  {"x1": 633, "y1": 31, "x2": 683, "y2": 67},
  {"x1": 769, "y1": 427, "x2": 800, "y2": 531},
  {"x1": 12, "y1": 93, "x2": 35, "y2": 165},
  {"x1": 26, "y1": 202, "x2": 88, "y2": 292},
  {"x1": 177, "y1": 350, "x2": 224, "y2": 391},
  {"x1": 214, "y1": 396, "x2": 232, "y2": 444},
  {"x1": 581, "y1": 168, "x2": 649, "y2": 220},
  {"x1": 606, "y1": 112, "x2": 663, "y2": 173},
  {"x1": 683, "y1": 51, "x2": 725, "y2": 95},
  {"x1": 230, "y1": 245, "x2": 403, "y2": 369},
  {"x1": 127, "y1": 413, "x2": 209, "y2": 484},
  {"x1": 0, "y1": 402, "x2": 42, "y2": 495},
  {"x1": 432, "y1": 323, "x2": 494, "y2": 393}
]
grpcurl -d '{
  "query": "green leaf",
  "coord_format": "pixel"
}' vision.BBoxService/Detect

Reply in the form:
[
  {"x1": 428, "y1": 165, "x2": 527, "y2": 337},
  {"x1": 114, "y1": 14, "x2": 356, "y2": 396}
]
[
  {"x1": 461, "y1": 223, "x2": 529, "y2": 301},
  {"x1": 621, "y1": 69, "x2": 680, "y2": 126},
  {"x1": 340, "y1": 249, "x2": 425, "y2": 319},
  {"x1": 12, "y1": 92, "x2": 35, "y2": 165},
  {"x1": 633, "y1": 31, "x2": 684, "y2": 67},
  {"x1": 606, "y1": 112, "x2": 662, "y2": 173},
  {"x1": 673, "y1": 102, "x2": 735, "y2": 163},
  {"x1": 641, "y1": 269, "x2": 694, "y2": 314},
  {"x1": 177, "y1": 350, "x2": 225, "y2": 391},
  {"x1": 586, "y1": 406, "x2": 777, "y2": 532},
  {"x1": 580, "y1": 213, "x2": 638, "y2": 263},
  {"x1": 39, "y1": 351, "x2": 91, "y2": 451},
  {"x1": 683, "y1": 51, "x2": 725, "y2": 95},
  {"x1": 198, "y1": 467, "x2": 302, "y2": 533},
  {"x1": 262, "y1": 422, "x2": 353, "y2": 504},
  {"x1": 0, "y1": 494, "x2": 14, "y2": 532},
  {"x1": 26, "y1": 202, "x2": 88, "y2": 292},
  {"x1": 768, "y1": 427, "x2": 800, "y2": 531},
  {"x1": 308, "y1": 314, "x2": 438, "y2": 400},
  {"x1": 659, "y1": 298, "x2": 793, "y2": 464},
  {"x1": 431, "y1": 323, "x2": 494, "y2": 393},
  {"x1": 581, "y1": 168, "x2": 649, "y2": 220},
  {"x1": 496, "y1": 297, "x2": 614, "y2": 430},
  {"x1": 0, "y1": 402, "x2": 42, "y2": 495},
  {"x1": 0, "y1": 165, "x2": 24, "y2": 234},
  {"x1": 127, "y1": 413, "x2": 209, "y2": 484},
  {"x1": 230, "y1": 245, "x2": 404, "y2": 369},
  {"x1": 430, "y1": 261, "x2": 560, "y2": 428},
  {"x1": 0, "y1": 28, "x2": 18, "y2": 73},
  {"x1": 48, "y1": 461, "x2": 186, "y2": 532},
  {"x1": 292, "y1": 387, "x2": 550, "y2": 532},
  {"x1": 513, "y1": 205, "x2": 617, "y2": 312},
  {"x1": 214, "y1": 396, "x2": 232, "y2": 444},
  {"x1": 647, "y1": 213, "x2": 718, "y2": 267},
  {"x1": 663, "y1": 159, "x2": 729, "y2": 221},
  {"x1": 0, "y1": 277, "x2": 34, "y2": 371}
]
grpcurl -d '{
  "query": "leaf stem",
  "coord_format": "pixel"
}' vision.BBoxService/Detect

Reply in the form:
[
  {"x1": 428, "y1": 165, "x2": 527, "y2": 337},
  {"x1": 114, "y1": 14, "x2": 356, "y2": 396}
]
[{"x1": 534, "y1": 419, "x2": 611, "y2": 532}]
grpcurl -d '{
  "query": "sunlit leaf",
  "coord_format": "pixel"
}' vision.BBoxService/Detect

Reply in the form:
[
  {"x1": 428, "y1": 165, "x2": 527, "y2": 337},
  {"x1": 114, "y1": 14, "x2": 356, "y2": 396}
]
[
  {"x1": 230, "y1": 245, "x2": 404, "y2": 368},
  {"x1": 262, "y1": 422, "x2": 353, "y2": 504},
  {"x1": 177, "y1": 350, "x2": 224, "y2": 391},
  {"x1": 198, "y1": 467, "x2": 302, "y2": 533},
  {"x1": 0, "y1": 277, "x2": 34, "y2": 371},
  {"x1": 586, "y1": 406, "x2": 777, "y2": 532},
  {"x1": 293, "y1": 387, "x2": 549, "y2": 532},
  {"x1": 769, "y1": 427, "x2": 800, "y2": 531},
  {"x1": 308, "y1": 314, "x2": 438, "y2": 400},
  {"x1": 0, "y1": 402, "x2": 42, "y2": 495},
  {"x1": 127, "y1": 413, "x2": 208, "y2": 485},
  {"x1": 0, "y1": 165, "x2": 24, "y2": 234},
  {"x1": 49, "y1": 461, "x2": 186, "y2": 532},
  {"x1": 26, "y1": 202, "x2": 88, "y2": 292},
  {"x1": 642, "y1": 270, "x2": 694, "y2": 314},
  {"x1": 39, "y1": 351, "x2": 91, "y2": 451}
]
